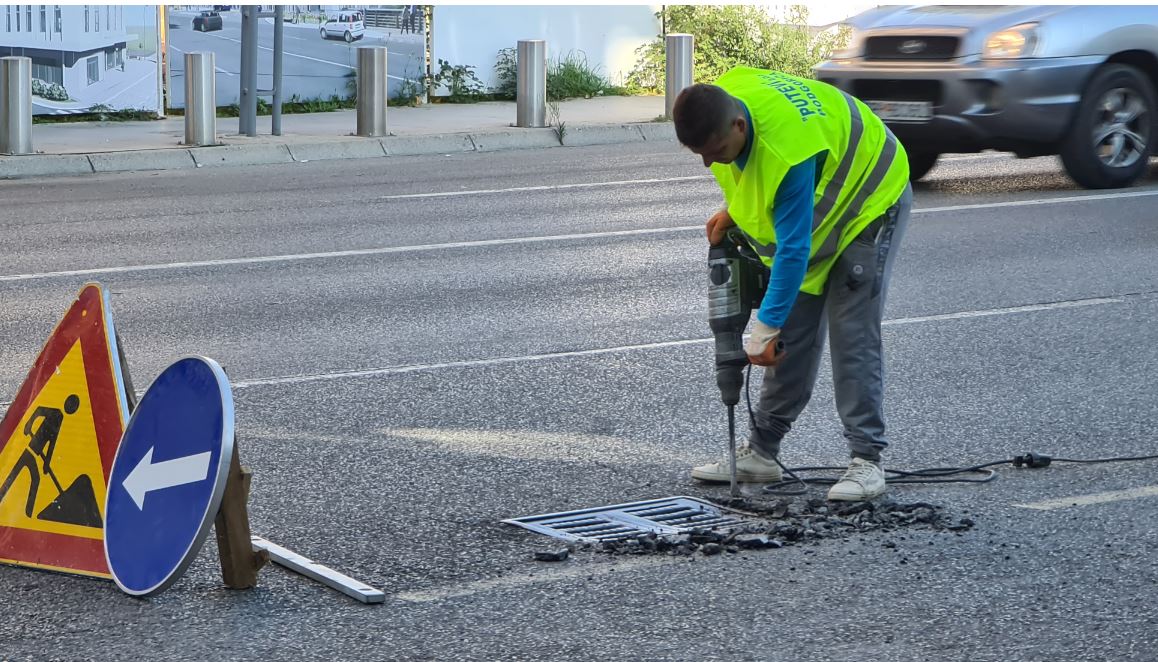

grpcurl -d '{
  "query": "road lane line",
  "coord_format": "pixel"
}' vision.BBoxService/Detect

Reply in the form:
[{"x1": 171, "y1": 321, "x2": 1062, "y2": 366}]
[
  {"x1": 4, "y1": 186, "x2": 1158, "y2": 283},
  {"x1": 0, "y1": 295, "x2": 1129, "y2": 408},
  {"x1": 225, "y1": 297, "x2": 1123, "y2": 389},
  {"x1": 169, "y1": 45, "x2": 234, "y2": 77},
  {"x1": 376, "y1": 175, "x2": 714, "y2": 200},
  {"x1": 1015, "y1": 485, "x2": 1158, "y2": 511},
  {"x1": 883, "y1": 298, "x2": 1124, "y2": 325},
  {"x1": 0, "y1": 227, "x2": 691, "y2": 282},
  {"x1": 918, "y1": 188, "x2": 1158, "y2": 214},
  {"x1": 200, "y1": 31, "x2": 406, "y2": 79},
  {"x1": 393, "y1": 556, "x2": 690, "y2": 603}
]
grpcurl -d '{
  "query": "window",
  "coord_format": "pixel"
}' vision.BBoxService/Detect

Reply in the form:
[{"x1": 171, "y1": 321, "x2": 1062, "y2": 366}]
[
  {"x1": 106, "y1": 5, "x2": 110, "y2": 30},
  {"x1": 39, "y1": 5, "x2": 45, "y2": 33},
  {"x1": 94, "y1": 6, "x2": 100, "y2": 32},
  {"x1": 84, "y1": 5, "x2": 89, "y2": 32},
  {"x1": 25, "y1": 5, "x2": 30, "y2": 32},
  {"x1": 54, "y1": 6, "x2": 61, "y2": 34},
  {"x1": 5, "y1": 6, "x2": 10, "y2": 33},
  {"x1": 14, "y1": 4, "x2": 19, "y2": 31},
  {"x1": 87, "y1": 56, "x2": 98, "y2": 85},
  {"x1": 31, "y1": 61, "x2": 62, "y2": 86}
]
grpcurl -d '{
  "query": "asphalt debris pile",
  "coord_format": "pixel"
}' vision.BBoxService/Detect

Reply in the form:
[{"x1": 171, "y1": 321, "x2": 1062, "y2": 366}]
[{"x1": 583, "y1": 498, "x2": 974, "y2": 559}]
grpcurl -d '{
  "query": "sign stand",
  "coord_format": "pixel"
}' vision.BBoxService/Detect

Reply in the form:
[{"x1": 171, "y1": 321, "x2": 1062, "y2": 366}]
[
  {"x1": 105, "y1": 344, "x2": 382, "y2": 603},
  {"x1": 213, "y1": 440, "x2": 268, "y2": 589},
  {"x1": 210, "y1": 440, "x2": 385, "y2": 603}
]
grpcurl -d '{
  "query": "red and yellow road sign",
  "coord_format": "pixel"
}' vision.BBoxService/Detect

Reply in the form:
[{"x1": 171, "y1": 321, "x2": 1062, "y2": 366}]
[{"x1": 0, "y1": 283, "x2": 131, "y2": 578}]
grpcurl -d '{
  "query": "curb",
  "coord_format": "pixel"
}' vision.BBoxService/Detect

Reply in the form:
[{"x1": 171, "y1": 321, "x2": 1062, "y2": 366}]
[{"x1": 0, "y1": 122, "x2": 675, "y2": 180}]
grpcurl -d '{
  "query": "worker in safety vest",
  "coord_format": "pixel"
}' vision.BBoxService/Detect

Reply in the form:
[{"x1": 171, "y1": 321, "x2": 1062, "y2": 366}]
[{"x1": 673, "y1": 68, "x2": 913, "y2": 501}]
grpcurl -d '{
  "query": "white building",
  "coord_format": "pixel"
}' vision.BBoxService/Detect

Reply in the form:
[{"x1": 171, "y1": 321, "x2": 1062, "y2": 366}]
[{"x1": 0, "y1": 5, "x2": 128, "y2": 95}]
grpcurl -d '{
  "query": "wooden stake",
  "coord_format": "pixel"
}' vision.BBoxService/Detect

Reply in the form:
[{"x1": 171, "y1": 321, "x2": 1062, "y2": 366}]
[{"x1": 214, "y1": 440, "x2": 268, "y2": 589}]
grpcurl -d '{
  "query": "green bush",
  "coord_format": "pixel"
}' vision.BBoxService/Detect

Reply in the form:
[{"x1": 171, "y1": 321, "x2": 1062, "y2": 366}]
[
  {"x1": 494, "y1": 47, "x2": 517, "y2": 100},
  {"x1": 494, "y1": 48, "x2": 615, "y2": 101},
  {"x1": 31, "y1": 78, "x2": 70, "y2": 102},
  {"x1": 390, "y1": 77, "x2": 425, "y2": 107},
  {"x1": 548, "y1": 52, "x2": 607, "y2": 100},
  {"x1": 626, "y1": 5, "x2": 850, "y2": 93},
  {"x1": 431, "y1": 58, "x2": 486, "y2": 103}
]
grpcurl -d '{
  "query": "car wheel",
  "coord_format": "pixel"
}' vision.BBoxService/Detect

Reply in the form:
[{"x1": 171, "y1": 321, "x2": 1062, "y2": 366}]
[
  {"x1": 344, "y1": 31, "x2": 353, "y2": 43},
  {"x1": 320, "y1": 27, "x2": 327, "y2": 39},
  {"x1": 1060, "y1": 64, "x2": 1155, "y2": 189},
  {"x1": 906, "y1": 150, "x2": 939, "y2": 182}
]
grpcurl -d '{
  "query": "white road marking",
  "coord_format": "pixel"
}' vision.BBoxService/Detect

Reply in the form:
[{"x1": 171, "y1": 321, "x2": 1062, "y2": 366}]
[
  {"x1": 169, "y1": 45, "x2": 233, "y2": 77},
  {"x1": 1015, "y1": 485, "x2": 1158, "y2": 511},
  {"x1": 4, "y1": 184, "x2": 1155, "y2": 284},
  {"x1": 200, "y1": 31, "x2": 407, "y2": 81},
  {"x1": 917, "y1": 188, "x2": 1158, "y2": 214},
  {"x1": 376, "y1": 175, "x2": 712, "y2": 200},
  {"x1": 228, "y1": 296, "x2": 1123, "y2": 389},
  {"x1": 233, "y1": 338, "x2": 709, "y2": 388},
  {"x1": 393, "y1": 556, "x2": 690, "y2": 603},
  {"x1": 883, "y1": 298, "x2": 1124, "y2": 325},
  {"x1": 0, "y1": 227, "x2": 690, "y2": 283},
  {"x1": 0, "y1": 294, "x2": 1132, "y2": 409}
]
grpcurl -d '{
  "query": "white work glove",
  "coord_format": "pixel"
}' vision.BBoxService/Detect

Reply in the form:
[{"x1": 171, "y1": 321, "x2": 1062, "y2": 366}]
[{"x1": 745, "y1": 319, "x2": 785, "y2": 367}]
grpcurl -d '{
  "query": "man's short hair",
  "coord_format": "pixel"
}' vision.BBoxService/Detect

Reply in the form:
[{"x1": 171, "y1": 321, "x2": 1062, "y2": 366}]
[{"x1": 672, "y1": 84, "x2": 740, "y2": 149}]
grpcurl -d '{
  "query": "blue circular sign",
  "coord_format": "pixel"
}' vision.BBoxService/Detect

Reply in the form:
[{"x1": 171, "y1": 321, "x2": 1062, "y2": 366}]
[{"x1": 103, "y1": 356, "x2": 234, "y2": 597}]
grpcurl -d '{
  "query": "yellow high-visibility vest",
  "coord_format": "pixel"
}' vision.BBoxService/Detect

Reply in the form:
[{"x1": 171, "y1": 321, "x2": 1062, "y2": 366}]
[{"x1": 711, "y1": 67, "x2": 909, "y2": 294}]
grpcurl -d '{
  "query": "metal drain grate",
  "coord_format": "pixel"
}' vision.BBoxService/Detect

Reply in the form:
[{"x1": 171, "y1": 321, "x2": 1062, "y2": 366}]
[{"x1": 503, "y1": 496, "x2": 748, "y2": 542}]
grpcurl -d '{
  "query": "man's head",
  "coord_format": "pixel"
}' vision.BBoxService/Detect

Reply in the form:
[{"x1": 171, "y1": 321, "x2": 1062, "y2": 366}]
[{"x1": 672, "y1": 84, "x2": 748, "y2": 168}]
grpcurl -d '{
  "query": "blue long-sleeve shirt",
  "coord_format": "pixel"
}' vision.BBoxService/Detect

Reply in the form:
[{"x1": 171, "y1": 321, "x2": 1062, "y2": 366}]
[{"x1": 734, "y1": 101, "x2": 816, "y2": 328}]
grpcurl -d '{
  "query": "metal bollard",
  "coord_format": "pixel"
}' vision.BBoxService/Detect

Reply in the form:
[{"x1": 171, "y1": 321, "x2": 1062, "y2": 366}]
[
  {"x1": 0, "y1": 57, "x2": 32, "y2": 155},
  {"x1": 356, "y1": 47, "x2": 388, "y2": 137},
  {"x1": 516, "y1": 40, "x2": 546, "y2": 128},
  {"x1": 184, "y1": 52, "x2": 217, "y2": 146},
  {"x1": 665, "y1": 33, "x2": 694, "y2": 119}
]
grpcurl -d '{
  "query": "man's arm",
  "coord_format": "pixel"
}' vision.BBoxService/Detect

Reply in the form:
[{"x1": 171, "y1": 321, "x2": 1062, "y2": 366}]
[{"x1": 756, "y1": 155, "x2": 816, "y2": 328}]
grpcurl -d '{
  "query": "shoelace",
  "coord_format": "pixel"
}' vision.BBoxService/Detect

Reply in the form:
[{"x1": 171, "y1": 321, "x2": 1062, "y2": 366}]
[
  {"x1": 838, "y1": 462, "x2": 877, "y2": 484},
  {"x1": 734, "y1": 447, "x2": 756, "y2": 460}
]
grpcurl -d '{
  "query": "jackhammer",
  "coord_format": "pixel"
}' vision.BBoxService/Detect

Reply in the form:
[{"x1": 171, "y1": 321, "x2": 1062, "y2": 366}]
[{"x1": 707, "y1": 228, "x2": 773, "y2": 496}]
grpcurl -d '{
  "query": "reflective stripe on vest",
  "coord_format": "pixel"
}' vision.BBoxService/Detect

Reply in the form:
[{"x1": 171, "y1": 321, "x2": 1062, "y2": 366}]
[
  {"x1": 809, "y1": 121, "x2": 900, "y2": 266},
  {"x1": 730, "y1": 91, "x2": 896, "y2": 265}
]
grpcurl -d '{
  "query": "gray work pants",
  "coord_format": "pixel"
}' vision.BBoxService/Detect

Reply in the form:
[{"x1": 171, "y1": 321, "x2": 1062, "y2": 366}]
[{"x1": 749, "y1": 183, "x2": 912, "y2": 463}]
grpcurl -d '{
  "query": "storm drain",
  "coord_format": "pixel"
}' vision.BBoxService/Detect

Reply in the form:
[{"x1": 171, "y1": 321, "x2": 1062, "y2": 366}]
[{"x1": 503, "y1": 496, "x2": 748, "y2": 542}]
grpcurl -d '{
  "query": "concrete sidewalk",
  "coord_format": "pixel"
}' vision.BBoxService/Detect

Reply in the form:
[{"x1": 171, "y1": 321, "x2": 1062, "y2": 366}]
[{"x1": 0, "y1": 95, "x2": 675, "y2": 179}]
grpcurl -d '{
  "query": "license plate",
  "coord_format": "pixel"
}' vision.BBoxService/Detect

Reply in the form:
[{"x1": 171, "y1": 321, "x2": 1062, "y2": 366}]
[{"x1": 866, "y1": 100, "x2": 933, "y2": 122}]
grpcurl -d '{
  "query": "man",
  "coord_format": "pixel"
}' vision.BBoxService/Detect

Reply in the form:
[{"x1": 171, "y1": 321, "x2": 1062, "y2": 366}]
[{"x1": 672, "y1": 68, "x2": 913, "y2": 501}]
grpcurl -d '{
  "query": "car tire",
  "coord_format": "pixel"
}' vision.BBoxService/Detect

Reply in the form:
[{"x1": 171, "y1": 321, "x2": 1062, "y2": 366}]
[
  {"x1": 344, "y1": 31, "x2": 353, "y2": 43},
  {"x1": 320, "y1": 27, "x2": 327, "y2": 39},
  {"x1": 906, "y1": 151, "x2": 939, "y2": 182},
  {"x1": 1060, "y1": 64, "x2": 1156, "y2": 189}
]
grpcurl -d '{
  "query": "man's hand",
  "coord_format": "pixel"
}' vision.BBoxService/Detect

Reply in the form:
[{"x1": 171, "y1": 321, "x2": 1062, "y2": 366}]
[
  {"x1": 745, "y1": 319, "x2": 786, "y2": 367},
  {"x1": 706, "y1": 209, "x2": 735, "y2": 246}
]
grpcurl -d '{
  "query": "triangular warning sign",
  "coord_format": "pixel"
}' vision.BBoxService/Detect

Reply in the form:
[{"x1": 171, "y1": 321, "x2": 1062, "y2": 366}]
[{"x1": 0, "y1": 283, "x2": 131, "y2": 578}]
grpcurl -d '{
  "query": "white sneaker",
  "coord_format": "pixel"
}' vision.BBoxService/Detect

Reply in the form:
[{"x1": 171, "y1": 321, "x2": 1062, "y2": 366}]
[
  {"x1": 827, "y1": 457, "x2": 887, "y2": 501},
  {"x1": 691, "y1": 447, "x2": 782, "y2": 483}
]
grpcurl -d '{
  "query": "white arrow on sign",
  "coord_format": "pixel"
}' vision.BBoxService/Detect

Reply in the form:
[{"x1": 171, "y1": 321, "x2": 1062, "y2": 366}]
[{"x1": 122, "y1": 447, "x2": 213, "y2": 510}]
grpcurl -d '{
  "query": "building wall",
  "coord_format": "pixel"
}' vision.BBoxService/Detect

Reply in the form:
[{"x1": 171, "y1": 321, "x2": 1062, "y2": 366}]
[
  {"x1": 431, "y1": 5, "x2": 662, "y2": 91},
  {"x1": 0, "y1": 5, "x2": 127, "y2": 88},
  {"x1": 1, "y1": 5, "x2": 127, "y2": 51}
]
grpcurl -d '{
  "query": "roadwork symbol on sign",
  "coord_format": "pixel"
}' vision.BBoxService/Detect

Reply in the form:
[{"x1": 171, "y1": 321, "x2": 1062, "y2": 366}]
[{"x1": 0, "y1": 283, "x2": 131, "y2": 578}]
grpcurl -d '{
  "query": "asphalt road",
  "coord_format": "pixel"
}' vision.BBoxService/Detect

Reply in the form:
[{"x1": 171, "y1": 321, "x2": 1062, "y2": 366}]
[
  {"x1": 2, "y1": 146, "x2": 1158, "y2": 661},
  {"x1": 167, "y1": 11, "x2": 425, "y2": 107}
]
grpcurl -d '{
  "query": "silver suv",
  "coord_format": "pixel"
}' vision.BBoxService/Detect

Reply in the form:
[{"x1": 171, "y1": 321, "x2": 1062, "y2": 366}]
[{"x1": 815, "y1": 5, "x2": 1158, "y2": 188}]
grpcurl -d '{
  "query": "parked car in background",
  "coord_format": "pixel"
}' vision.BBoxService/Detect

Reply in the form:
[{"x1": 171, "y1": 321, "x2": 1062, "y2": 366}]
[
  {"x1": 319, "y1": 12, "x2": 365, "y2": 43},
  {"x1": 192, "y1": 10, "x2": 223, "y2": 32},
  {"x1": 815, "y1": 5, "x2": 1158, "y2": 189}
]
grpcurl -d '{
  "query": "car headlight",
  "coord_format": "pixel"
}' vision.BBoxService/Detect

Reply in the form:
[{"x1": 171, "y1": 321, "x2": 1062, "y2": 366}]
[
  {"x1": 983, "y1": 23, "x2": 1040, "y2": 59},
  {"x1": 828, "y1": 24, "x2": 863, "y2": 60}
]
